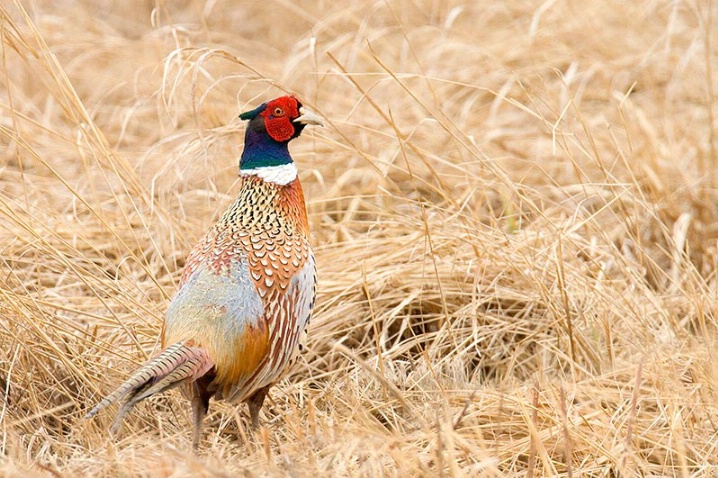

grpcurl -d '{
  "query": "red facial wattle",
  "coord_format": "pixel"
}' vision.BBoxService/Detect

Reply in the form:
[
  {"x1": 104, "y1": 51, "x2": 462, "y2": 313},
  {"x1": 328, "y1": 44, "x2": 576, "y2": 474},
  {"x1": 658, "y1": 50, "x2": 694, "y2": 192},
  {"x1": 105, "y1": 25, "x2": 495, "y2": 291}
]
[{"x1": 260, "y1": 97, "x2": 300, "y2": 142}]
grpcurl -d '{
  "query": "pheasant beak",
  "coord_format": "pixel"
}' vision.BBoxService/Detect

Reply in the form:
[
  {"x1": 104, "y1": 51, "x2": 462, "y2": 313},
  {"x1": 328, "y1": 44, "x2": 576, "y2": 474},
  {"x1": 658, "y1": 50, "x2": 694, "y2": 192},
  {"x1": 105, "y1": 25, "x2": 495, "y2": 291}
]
[{"x1": 295, "y1": 107, "x2": 324, "y2": 126}]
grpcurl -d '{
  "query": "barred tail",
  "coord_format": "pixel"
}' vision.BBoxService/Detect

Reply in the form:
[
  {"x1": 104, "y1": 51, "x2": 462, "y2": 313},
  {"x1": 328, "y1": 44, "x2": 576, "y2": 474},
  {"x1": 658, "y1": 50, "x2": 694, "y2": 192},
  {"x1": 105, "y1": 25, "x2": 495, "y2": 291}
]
[{"x1": 84, "y1": 342, "x2": 214, "y2": 433}]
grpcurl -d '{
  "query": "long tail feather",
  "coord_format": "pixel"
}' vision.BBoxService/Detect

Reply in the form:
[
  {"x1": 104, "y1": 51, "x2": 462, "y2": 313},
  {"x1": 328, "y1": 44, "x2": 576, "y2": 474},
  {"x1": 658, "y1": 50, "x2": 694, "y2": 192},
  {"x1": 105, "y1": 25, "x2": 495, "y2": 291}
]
[{"x1": 84, "y1": 342, "x2": 214, "y2": 425}]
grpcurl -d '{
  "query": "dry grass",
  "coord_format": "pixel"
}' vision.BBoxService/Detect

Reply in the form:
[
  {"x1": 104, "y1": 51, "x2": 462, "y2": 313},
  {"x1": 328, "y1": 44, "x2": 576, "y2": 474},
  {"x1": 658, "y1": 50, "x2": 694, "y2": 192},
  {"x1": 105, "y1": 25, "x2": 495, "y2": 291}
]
[{"x1": 1, "y1": 0, "x2": 718, "y2": 476}]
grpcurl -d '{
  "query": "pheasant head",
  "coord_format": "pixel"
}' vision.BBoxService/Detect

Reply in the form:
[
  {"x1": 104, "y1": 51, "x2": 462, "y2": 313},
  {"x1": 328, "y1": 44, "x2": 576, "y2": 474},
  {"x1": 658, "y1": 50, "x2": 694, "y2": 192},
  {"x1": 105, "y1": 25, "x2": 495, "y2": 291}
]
[{"x1": 239, "y1": 96, "x2": 322, "y2": 174}]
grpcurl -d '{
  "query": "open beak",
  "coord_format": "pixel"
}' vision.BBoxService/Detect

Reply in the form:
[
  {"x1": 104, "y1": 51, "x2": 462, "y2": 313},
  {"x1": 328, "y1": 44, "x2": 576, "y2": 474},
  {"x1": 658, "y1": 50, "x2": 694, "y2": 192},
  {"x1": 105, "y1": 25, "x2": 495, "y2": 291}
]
[{"x1": 295, "y1": 107, "x2": 324, "y2": 126}]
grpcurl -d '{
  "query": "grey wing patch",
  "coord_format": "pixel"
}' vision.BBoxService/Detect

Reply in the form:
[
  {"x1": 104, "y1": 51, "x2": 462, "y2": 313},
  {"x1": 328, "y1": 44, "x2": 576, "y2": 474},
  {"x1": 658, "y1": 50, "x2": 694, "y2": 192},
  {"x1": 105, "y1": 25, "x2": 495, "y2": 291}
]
[{"x1": 164, "y1": 258, "x2": 265, "y2": 341}]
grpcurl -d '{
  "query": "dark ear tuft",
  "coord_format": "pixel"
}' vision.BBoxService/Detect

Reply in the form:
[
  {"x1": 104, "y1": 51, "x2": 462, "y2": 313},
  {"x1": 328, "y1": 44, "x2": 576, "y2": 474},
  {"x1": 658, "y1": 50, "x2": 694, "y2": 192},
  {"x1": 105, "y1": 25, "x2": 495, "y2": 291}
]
[{"x1": 239, "y1": 103, "x2": 267, "y2": 121}]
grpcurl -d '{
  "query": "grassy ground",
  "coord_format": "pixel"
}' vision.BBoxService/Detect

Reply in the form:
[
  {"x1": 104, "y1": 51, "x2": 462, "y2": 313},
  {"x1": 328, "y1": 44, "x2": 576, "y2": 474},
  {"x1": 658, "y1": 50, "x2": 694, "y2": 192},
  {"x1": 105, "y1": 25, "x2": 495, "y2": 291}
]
[{"x1": 1, "y1": 0, "x2": 718, "y2": 476}]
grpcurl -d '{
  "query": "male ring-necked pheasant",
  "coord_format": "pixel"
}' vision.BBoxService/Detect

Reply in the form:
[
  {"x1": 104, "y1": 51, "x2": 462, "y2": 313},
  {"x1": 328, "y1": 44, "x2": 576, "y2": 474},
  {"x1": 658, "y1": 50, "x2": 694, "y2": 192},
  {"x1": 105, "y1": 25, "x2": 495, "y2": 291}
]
[{"x1": 85, "y1": 96, "x2": 322, "y2": 448}]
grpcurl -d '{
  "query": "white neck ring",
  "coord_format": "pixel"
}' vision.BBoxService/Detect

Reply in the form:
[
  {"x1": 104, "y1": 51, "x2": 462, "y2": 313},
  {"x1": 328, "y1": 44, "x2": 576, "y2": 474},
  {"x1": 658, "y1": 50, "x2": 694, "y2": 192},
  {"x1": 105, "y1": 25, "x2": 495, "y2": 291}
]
[{"x1": 239, "y1": 163, "x2": 297, "y2": 185}]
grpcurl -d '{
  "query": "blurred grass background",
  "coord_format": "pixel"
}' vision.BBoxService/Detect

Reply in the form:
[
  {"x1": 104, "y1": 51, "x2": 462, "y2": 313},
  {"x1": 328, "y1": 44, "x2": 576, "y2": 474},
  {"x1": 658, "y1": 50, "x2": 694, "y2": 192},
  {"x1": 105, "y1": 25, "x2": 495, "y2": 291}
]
[{"x1": 1, "y1": 0, "x2": 718, "y2": 476}]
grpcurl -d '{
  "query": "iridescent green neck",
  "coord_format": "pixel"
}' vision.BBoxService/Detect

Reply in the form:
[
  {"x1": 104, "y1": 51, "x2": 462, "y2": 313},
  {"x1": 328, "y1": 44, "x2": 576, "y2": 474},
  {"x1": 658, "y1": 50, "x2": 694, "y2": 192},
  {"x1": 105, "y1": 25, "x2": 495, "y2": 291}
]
[{"x1": 239, "y1": 127, "x2": 293, "y2": 171}]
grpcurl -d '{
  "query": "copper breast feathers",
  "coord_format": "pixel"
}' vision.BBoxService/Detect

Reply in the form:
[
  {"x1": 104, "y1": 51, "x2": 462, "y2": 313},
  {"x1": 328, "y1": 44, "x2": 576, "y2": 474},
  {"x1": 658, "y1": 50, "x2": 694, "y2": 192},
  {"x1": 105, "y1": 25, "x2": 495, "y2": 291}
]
[{"x1": 163, "y1": 176, "x2": 316, "y2": 401}]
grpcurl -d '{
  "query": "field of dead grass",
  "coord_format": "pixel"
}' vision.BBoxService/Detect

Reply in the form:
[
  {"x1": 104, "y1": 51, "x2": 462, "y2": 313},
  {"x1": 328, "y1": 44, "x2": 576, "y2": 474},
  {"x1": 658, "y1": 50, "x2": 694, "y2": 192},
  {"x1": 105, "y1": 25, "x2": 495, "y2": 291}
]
[{"x1": 1, "y1": 0, "x2": 718, "y2": 476}]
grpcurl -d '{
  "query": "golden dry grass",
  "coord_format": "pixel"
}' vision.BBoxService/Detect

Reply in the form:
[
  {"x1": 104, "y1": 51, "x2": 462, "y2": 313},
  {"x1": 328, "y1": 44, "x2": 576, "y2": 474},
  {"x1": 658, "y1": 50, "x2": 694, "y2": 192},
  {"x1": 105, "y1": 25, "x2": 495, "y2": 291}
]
[{"x1": 1, "y1": 0, "x2": 718, "y2": 476}]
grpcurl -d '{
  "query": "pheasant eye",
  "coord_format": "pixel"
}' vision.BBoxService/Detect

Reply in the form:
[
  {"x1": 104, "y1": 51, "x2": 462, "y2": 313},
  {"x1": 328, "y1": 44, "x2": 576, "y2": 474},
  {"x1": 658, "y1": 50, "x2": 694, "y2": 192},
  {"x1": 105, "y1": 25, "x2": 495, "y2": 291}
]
[{"x1": 273, "y1": 107, "x2": 285, "y2": 117}]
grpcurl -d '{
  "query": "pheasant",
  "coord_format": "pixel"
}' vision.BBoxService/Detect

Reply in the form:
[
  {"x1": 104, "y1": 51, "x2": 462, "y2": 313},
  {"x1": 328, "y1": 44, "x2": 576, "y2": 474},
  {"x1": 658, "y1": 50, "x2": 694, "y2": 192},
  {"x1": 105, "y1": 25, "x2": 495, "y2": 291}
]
[{"x1": 85, "y1": 95, "x2": 322, "y2": 448}]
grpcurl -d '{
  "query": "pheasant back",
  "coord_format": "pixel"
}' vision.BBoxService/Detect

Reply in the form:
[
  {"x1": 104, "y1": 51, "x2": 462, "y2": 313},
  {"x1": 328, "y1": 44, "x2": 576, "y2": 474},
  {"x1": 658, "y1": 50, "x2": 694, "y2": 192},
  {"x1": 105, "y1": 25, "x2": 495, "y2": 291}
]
[{"x1": 164, "y1": 175, "x2": 315, "y2": 402}]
